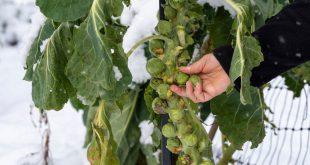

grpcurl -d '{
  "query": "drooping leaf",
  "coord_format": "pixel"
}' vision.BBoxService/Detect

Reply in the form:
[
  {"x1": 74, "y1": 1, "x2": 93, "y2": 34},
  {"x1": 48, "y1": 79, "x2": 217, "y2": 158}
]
[
  {"x1": 211, "y1": 88, "x2": 266, "y2": 149},
  {"x1": 66, "y1": 0, "x2": 131, "y2": 105},
  {"x1": 24, "y1": 20, "x2": 56, "y2": 81},
  {"x1": 108, "y1": 90, "x2": 140, "y2": 160},
  {"x1": 36, "y1": 0, "x2": 93, "y2": 21},
  {"x1": 87, "y1": 101, "x2": 120, "y2": 165},
  {"x1": 32, "y1": 23, "x2": 75, "y2": 110},
  {"x1": 230, "y1": 36, "x2": 264, "y2": 104}
]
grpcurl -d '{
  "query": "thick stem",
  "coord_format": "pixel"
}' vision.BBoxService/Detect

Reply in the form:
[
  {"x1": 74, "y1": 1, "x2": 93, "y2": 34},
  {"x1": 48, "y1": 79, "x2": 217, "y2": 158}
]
[{"x1": 218, "y1": 144, "x2": 236, "y2": 165}]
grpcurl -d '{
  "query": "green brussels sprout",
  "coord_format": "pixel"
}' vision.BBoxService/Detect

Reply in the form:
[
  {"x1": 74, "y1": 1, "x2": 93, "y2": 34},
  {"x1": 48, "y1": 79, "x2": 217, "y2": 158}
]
[
  {"x1": 201, "y1": 159, "x2": 213, "y2": 165},
  {"x1": 166, "y1": 138, "x2": 182, "y2": 153},
  {"x1": 183, "y1": 134, "x2": 198, "y2": 146},
  {"x1": 176, "y1": 72, "x2": 189, "y2": 85},
  {"x1": 186, "y1": 35, "x2": 194, "y2": 45},
  {"x1": 168, "y1": 0, "x2": 184, "y2": 10},
  {"x1": 149, "y1": 39, "x2": 164, "y2": 57},
  {"x1": 178, "y1": 51, "x2": 191, "y2": 66},
  {"x1": 189, "y1": 75, "x2": 201, "y2": 86},
  {"x1": 146, "y1": 58, "x2": 166, "y2": 76},
  {"x1": 162, "y1": 123, "x2": 177, "y2": 138},
  {"x1": 198, "y1": 139, "x2": 210, "y2": 152},
  {"x1": 177, "y1": 122, "x2": 192, "y2": 136},
  {"x1": 157, "y1": 84, "x2": 173, "y2": 99},
  {"x1": 167, "y1": 138, "x2": 180, "y2": 147},
  {"x1": 152, "y1": 97, "x2": 167, "y2": 114},
  {"x1": 183, "y1": 146, "x2": 200, "y2": 163},
  {"x1": 156, "y1": 20, "x2": 172, "y2": 36},
  {"x1": 169, "y1": 109, "x2": 185, "y2": 123},
  {"x1": 177, "y1": 26, "x2": 186, "y2": 46},
  {"x1": 150, "y1": 78, "x2": 163, "y2": 90},
  {"x1": 164, "y1": 6, "x2": 177, "y2": 20},
  {"x1": 177, "y1": 154, "x2": 191, "y2": 165}
]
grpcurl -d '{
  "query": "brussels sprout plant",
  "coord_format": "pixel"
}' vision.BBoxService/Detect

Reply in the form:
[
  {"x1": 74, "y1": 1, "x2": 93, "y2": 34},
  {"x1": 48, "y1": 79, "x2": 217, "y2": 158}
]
[{"x1": 23, "y1": 0, "x2": 300, "y2": 164}]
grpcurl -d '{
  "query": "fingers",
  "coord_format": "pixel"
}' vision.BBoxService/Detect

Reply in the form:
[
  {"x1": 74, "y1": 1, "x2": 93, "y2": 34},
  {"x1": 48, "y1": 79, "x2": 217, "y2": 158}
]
[
  {"x1": 193, "y1": 82, "x2": 213, "y2": 103},
  {"x1": 170, "y1": 85, "x2": 186, "y2": 97},
  {"x1": 186, "y1": 81, "x2": 198, "y2": 102},
  {"x1": 179, "y1": 55, "x2": 209, "y2": 74},
  {"x1": 171, "y1": 81, "x2": 215, "y2": 103}
]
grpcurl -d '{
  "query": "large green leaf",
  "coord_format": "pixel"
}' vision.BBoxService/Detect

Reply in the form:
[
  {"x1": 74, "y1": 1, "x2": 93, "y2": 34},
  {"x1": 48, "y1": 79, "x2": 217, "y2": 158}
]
[
  {"x1": 36, "y1": 0, "x2": 93, "y2": 21},
  {"x1": 24, "y1": 20, "x2": 56, "y2": 81},
  {"x1": 108, "y1": 90, "x2": 140, "y2": 162},
  {"x1": 66, "y1": 0, "x2": 131, "y2": 105},
  {"x1": 32, "y1": 23, "x2": 75, "y2": 110},
  {"x1": 211, "y1": 88, "x2": 266, "y2": 149},
  {"x1": 230, "y1": 36, "x2": 264, "y2": 104}
]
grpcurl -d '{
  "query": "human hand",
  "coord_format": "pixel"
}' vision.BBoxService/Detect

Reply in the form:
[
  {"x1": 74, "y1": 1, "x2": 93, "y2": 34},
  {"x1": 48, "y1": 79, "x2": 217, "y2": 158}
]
[{"x1": 170, "y1": 53, "x2": 231, "y2": 103}]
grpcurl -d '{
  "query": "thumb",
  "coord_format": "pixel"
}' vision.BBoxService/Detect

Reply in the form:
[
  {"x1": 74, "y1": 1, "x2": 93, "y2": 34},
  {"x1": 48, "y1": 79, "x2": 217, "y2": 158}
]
[{"x1": 179, "y1": 55, "x2": 208, "y2": 74}]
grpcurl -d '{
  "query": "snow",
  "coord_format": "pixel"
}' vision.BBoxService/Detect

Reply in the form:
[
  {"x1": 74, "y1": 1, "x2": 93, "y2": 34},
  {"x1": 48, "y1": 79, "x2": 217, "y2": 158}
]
[
  {"x1": 40, "y1": 39, "x2": 49, "y2": 53},
  {"x1": 121, "y1": 0, "x2": 158, "y2": 83},
  {"x1": 113, "y1": 66, "x2": 122, "y2": 81},
  {"x1": 139, "y1": 120, "x2": 154, "y2": 145},
  {"x1": 278, "y1": 35, "x2": 286, "y2": 44}
]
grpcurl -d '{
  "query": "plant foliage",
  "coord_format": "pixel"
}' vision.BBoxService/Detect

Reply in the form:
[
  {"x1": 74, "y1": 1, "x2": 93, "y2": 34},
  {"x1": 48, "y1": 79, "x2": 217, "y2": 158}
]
[{"x1": 24, "y1": 0, "x2": 308, "y2": 164}]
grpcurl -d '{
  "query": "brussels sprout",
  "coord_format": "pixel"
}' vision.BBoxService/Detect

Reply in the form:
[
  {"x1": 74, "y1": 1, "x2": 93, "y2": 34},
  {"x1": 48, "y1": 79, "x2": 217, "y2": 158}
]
[
  {"x1": 198, "y1": 139, "x2": 210, "y2": 152},
  {"x1": 146, "y1": 58, "x2": 166, "y2": 76},
  {"x1": 189, "y1": 75, "x2": 201, "y2": 86},
  {"x1": 152, "y1": 97, "x2": 167, "y2": 114},
  {"x1": 177, "y1": 26, "x2": 186, "y2": 46},
  {"x1": 176, "y1": 72, "x2": 189, "y2": 85},
  {"x1": 183, "y1": 146, "x2": 200, "y2": 163},
  {"x1": 186, "y1": 35, "x2": 194, "y2": 45},
  {"x1": 157, "y1": 84, "x2": 173, "y2": 99},
  {"x1": 183, "y1": 134, "x2": 198, "y2": 146},
  {"x1": 166, "y1": 138, "x2": 182, "y2": 153},
  {"x1": 168, "y1": 0, "x2": 184, "y2": 10},
  {"x1": 178, "y1": 51, "x2": 191, "y2": 66},
  {"x1": 177, "y1": 154, "x2": 191, "y2": 165},
  {"x1": 150, "y1": 78, "x2": 163, "y2": 90},
  {"x1": 169, "y1": 109, "x2": 185, "y2": 123},
  {"x1": 162, "y1": 123, "x2": 177, "y2": 138},
  {"x1": 177, "y1": 122, "x2": 192, "y2": 136},
  {"x1": 156, "y1": 20, "x2": 172, "y2": 36},
  {"x1": 164, "y1": 6, "x2": 177, "y2": 20},
  {"x1": 201, "y1": 159, "x2": 213, "y2": 165},
  {"x1": 149, "y1": 39, "x2": 164, "y2": 57}
]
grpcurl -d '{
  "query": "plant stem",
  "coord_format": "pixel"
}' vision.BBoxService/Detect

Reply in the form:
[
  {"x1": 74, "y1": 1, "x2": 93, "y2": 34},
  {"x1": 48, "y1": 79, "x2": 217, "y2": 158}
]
[
  {"x1": 218, "y1": 144, "x2": 236, "y2": 165},
  {"x1": 126, "y1": 35, "x2": 170, "y2": 58}
]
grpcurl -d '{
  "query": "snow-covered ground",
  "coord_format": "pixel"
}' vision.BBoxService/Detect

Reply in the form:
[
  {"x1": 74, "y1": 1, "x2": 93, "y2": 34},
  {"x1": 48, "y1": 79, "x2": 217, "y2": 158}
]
[
  {"x1": 1, "y1": 0, "x2": 310, "y2": 165},
  {"x1": 0, "y1": 0, "x2": 88, "y2": 164}
]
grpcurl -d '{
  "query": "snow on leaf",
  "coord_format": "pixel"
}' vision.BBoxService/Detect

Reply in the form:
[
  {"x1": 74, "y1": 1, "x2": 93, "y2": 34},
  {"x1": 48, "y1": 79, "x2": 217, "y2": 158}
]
[
  {"x1": 24, "y1": 20, "x2": 55, "y2": 81},
  {"x1": 66, "y1": 0, "x2": 131, "y2": 104},
  {"x1": 32, "y1": 23, "x2": 75, "y2": 110}
]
